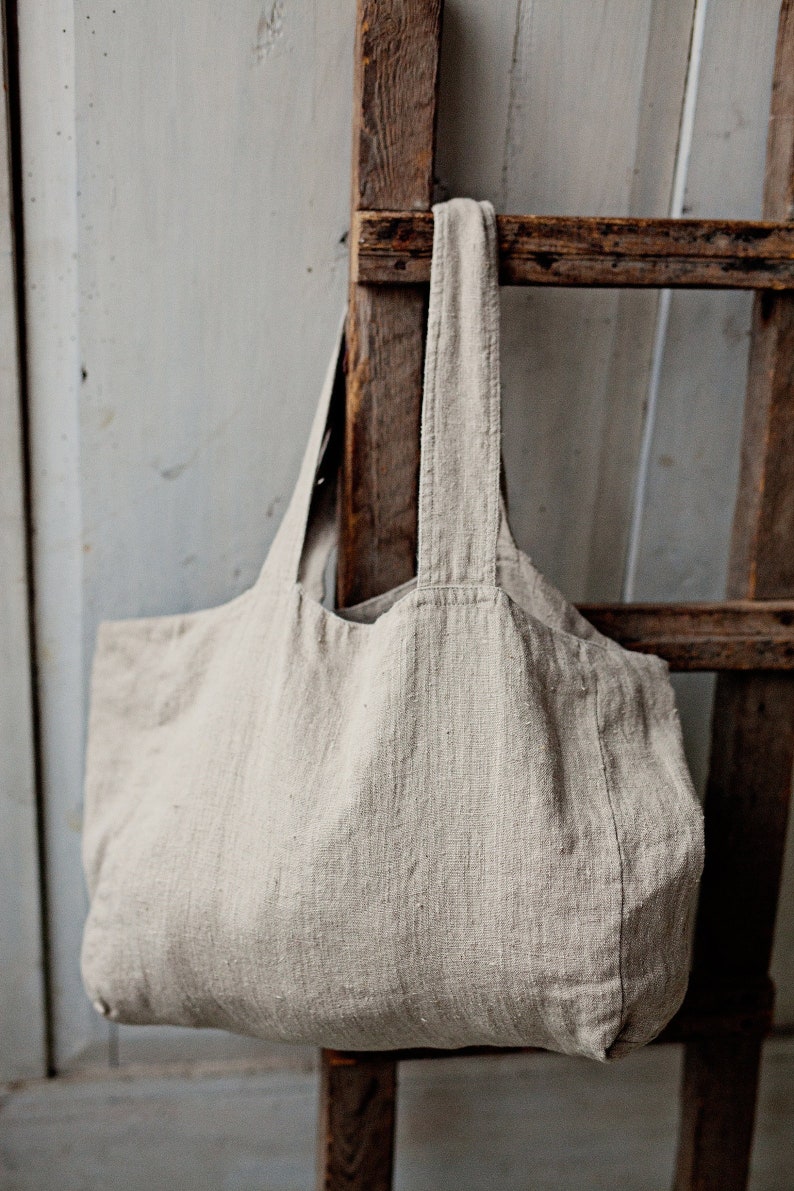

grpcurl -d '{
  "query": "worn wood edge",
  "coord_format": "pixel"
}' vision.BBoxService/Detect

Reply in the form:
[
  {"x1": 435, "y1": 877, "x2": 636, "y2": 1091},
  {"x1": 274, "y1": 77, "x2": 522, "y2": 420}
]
[
  {"x1": 325, "y1": 0, "x2": 443, "y2": 1184},
  {"x1": 728, "y1": 0, "x2": 794, "y2": 597},
  {"x1": 339, "y1": 0, "x2": 443, "y2": 607},
  {"x1": 674, "y1": 4, "x2": 794, "y2": 1186},
  {"x1": 673, "y1": 1033, "x2": 766, "y2": 1191},
  {"x1": 578, "y1": 599, "x2": 794, "y2": 668},
  {"x1": 317, "y1": 1049, "x2": 397, "y2": 1191},
  {"x1": 355, "y1": 211, "x2": 794, "y2": 287},
  {"x1": 689, "y1": 0, "x2": 794, "y2": 999}
]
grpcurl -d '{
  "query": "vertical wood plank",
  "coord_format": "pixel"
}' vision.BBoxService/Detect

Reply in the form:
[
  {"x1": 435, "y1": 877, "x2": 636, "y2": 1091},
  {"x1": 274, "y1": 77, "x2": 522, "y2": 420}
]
[
  {"x1": 323, "y1": 1, "x2": 441, "y2": 1186},
  {"x1": 0, "y1": 0, "x2": 47, "y2": 1081},
  {"x1": 317, "y1": 1054, "x2": 398, "y2": 1191},
  {"x1": 772, "y1": 823, "x2": 794, "y2": 1024},
  {"x1": 338, "y1": 0, "x2": 443, "y2": 605},
  {"x1": 675, "y1": 3, "x2": 794, "y2": 1187}
]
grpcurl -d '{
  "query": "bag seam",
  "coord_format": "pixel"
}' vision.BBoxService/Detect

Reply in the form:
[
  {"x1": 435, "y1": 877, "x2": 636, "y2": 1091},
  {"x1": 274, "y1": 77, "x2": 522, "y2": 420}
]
[{"x1": 593, "y1": 667, "x2": 626, "y2": 1045}]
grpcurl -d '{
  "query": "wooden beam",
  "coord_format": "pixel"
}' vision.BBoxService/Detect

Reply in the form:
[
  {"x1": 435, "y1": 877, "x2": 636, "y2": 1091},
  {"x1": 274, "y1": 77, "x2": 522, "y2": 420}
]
[
  {"x1": 578, "y1": 600, "x2": 794, "y2": 670},
  {"x1": 320, "y1": 2, "x2": 443, "y2": 1189},
  {"x1": 675, "y1": 4, "x2": 794, "y2": 1189},
  {"x1": 338, "y1": 2, "x2": 443, "y2": 607},
  {"x1": 317, "y1": 1053, "x2": 398, "y2": 1191},
  {"x1": 354, "y1": 211, "x2": 794, "y2": 288}
]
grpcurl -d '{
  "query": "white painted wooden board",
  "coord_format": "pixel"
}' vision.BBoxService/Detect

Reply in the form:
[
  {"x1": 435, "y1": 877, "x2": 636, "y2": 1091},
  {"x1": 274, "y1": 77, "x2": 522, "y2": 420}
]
[
  {"x1": 439, "y1": 0, "x2": 666, "y2": 602},
  {"x1": 0, "y1": 7, "x2": 46, "y2": 1082},
  {"x1": 16, "y1": 0, "x2": 98, "y2": 1072},
  {"x1": 2, "y1": 1040, "x2": 794, "y2": 1190},
  {"x1": 629, "y1": 0, "x2": 778, "y2": 606},
  {"x1": 11, "y1": 0, "x2": 794, "y2": 1078}
]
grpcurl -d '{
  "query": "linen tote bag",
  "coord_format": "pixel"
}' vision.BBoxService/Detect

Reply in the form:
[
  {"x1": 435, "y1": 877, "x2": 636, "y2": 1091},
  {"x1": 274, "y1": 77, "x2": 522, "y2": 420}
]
[{"x1": 81, "y1": 197, "x2": 704, "y2": 1061}]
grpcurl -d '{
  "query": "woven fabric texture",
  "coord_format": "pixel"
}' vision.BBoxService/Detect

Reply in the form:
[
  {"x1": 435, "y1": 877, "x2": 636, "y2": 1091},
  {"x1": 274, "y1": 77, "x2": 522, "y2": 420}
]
[{"x1": 81, "y1": 198, "x2": 704, "y2": 1059}]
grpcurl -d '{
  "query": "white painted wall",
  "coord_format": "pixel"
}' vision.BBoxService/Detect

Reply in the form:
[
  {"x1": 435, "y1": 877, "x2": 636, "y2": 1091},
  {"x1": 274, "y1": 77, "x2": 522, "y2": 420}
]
[
  {"x1": 15, "y1": 0, "x2": 90, "y2": 1078},
  {"x1": 3, "y1": 0, "x2": 793, "y2": 1081},
  {"x1": 0, "y1": 3, "x2": 47, "y2": 1082}
]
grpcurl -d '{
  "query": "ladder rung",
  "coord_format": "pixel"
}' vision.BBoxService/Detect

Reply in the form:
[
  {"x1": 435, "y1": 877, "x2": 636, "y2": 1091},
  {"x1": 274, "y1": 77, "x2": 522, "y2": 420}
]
[
  {"x1": 577, "y1": 601, "x2": 794, "y2": 670},
  {"x1": 354, "y1": 212, "x2": 794, "y2": 288}
]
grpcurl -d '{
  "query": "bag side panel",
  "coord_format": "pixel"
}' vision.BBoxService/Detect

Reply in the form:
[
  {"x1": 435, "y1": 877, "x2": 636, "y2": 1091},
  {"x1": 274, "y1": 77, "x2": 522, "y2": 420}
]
[
  {"x1": 595, "y1": 652, "x2": 705, "y2": 1057},
  {"x1": 80, "y1": 586, "x2": 267, "y2": 1023}
]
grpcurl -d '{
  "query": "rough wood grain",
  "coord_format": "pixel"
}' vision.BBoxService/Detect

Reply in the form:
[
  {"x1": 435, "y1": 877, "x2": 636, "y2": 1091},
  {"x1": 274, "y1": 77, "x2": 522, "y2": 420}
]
[
  {"x1": 322, "y1": 2, "x2": 442, "y2": 1187},
  {"x1": 709, "y1": 4, "x2": 794, "y2": 602},
  {"x1": 578, "y1": 600, "x2": 794, "y2": 670},
  {"x1": 675, "y1": 3, "x2": 794, "y2": 1188},
  {"x1": 354, "y1": 211, "x2": 794, "y2": 288},
  {"x1": 338, "y1": 0, "x2": 443, "y2": 605},
  {"x1": 317, "y1": 1054, "x2": 397, "y2": 1191},
  {"x1": 339, "y1": 5, "x2": 794, "y2": 1188}
]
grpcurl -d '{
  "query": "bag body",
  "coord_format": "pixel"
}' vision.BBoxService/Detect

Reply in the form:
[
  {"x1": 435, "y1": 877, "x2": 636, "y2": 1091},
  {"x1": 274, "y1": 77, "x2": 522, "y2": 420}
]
[{"x1": 81, "y1": 198, "x2": 703, "y2": 1060}]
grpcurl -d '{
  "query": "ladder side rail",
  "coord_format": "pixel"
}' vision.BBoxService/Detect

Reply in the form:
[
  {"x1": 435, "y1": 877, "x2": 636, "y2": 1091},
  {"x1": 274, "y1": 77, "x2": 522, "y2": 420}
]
[
  {"x1": 318, "y1": 2, "x2": 442, "y2": 1189},
  {"x1": 674, "y1": 2, "x2": 794, "y2": 1188}
]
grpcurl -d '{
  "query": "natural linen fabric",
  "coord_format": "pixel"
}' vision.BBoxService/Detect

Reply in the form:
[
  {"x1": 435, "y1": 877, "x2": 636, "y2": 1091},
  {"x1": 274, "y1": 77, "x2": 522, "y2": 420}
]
[{"x1": 81, "y1": 198, "x2": 703, "y2": 1060}]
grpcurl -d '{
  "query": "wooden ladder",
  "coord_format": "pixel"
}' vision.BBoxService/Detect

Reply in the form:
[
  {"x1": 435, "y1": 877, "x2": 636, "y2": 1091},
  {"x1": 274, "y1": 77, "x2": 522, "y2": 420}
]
[{"x1": 318, "y1": 2, "x2": 794, "y2": 1187}]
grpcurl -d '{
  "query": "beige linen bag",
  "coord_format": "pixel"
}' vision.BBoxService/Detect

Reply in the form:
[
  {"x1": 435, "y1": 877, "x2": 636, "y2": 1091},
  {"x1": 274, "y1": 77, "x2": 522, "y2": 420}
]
[{"x1": 81, "y1": 198, "x2": 703, "y2": 1060}]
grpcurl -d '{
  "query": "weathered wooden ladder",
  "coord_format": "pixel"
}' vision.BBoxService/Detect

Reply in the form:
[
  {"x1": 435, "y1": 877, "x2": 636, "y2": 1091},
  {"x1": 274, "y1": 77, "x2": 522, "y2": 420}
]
[{"x1": 319, "y1": 2, "x2": 794, "y2": 1187}]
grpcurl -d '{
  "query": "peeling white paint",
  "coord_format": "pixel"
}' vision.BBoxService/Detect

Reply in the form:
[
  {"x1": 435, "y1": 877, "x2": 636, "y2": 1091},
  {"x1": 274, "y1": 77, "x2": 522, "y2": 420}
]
[{"x1": 254, "y1": 1, "x2": 285, "y2": 62}]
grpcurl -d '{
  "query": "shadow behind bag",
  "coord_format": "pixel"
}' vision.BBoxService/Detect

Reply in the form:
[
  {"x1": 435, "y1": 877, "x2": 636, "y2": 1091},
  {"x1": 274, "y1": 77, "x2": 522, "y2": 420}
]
[{"x1": 81, "y1": 198, "x2": 704, "y2": 1060}]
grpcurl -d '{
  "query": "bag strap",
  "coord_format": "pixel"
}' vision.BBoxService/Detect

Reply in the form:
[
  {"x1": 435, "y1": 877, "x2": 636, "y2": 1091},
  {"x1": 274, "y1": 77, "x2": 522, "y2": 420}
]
[
  {"x1": 416, "y1": 198, "x2": 501, "y2": 589},
  {"x1": 264, "y1": 310, "x2": 346, "y2": 586}
]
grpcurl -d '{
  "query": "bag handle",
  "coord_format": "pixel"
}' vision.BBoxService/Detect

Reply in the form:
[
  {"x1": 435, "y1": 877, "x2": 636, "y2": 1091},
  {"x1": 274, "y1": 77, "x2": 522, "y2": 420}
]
[
  {"x1": 263, "y1": 310, "x2": 346, "y2": 586},
  {"x1": 416, "y1": 198, "x2": 501, "y2": 589},
  {"x1": 269, "y1": 199, "x2": 501, "y2": 593}
]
